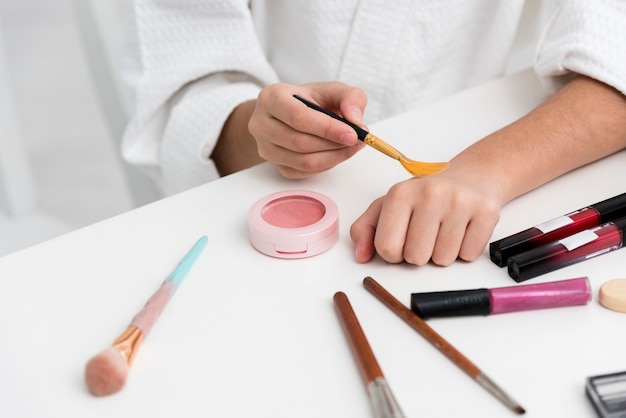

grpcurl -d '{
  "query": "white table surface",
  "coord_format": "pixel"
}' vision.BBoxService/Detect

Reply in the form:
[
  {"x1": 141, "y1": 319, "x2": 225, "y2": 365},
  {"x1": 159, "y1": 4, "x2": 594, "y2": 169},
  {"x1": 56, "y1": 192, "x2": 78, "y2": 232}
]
[{"x1": 1, "y1": 69, "x2": 625, "y2": 417}]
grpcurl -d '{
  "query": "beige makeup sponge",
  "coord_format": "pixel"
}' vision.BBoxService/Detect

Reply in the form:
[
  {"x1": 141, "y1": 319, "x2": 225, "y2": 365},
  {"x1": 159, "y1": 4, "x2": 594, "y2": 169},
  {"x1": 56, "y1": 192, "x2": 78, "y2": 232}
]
[{"x1": 599, "y1": 279, "x2": 626, "y2": 313}]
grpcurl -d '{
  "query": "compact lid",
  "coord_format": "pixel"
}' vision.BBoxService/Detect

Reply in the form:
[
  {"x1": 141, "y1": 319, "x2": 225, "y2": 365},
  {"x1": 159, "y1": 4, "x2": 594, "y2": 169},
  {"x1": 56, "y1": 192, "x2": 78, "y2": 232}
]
[{"x1": 248, "y1": 190, "x2": 339, "y2": 259}]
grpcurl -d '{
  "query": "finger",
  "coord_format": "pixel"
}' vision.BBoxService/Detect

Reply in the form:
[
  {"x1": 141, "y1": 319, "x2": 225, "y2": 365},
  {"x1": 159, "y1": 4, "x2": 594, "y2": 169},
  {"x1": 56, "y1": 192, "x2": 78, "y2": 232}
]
[
  {"x1": 257, "y1": 121, "x2": 364, "y2": 174},
  {"x1": 429, "y1": 214, "x2": 468, "y2": 267},
  {"x1": 259, "y1": 86, "x2": 359, "y2": 146},
  {"x1": 308, "y1": 82, "x2": 368, "y2": 125},
  {"x1": 295, "y1": 82, "x2": 367, "y2": 143},
  {"x1": 350, "y1": 197, "x2": 384, "y2": 263},
  {"x1": 261, "y1": 116, "x2": 355, "y2": 154},
  {"x1": 370, "y1": 185, "x2": 418, "y2": 264},
  {"x1": 396, "y1": 179, "x2": 460, "y2": 266},
  {"x1": 401, "y1": 204, "x2": 442, "y2": 266},
  {"x1": 272, "y1": 143, "x2": 364, "y2": 179},
  {"x1": 458, "y1": 205, "x2": 500, "y2": 262}
]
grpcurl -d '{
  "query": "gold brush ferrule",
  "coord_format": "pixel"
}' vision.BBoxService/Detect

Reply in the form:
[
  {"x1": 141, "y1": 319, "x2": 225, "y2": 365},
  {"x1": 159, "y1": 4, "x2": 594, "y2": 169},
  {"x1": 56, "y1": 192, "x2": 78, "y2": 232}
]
[
  {"x1": 112, "y1": 325, "x2": 144, "y2": 365},
  {"x1": 363, "y1": 133, "x2": 402, "y2": 161}
]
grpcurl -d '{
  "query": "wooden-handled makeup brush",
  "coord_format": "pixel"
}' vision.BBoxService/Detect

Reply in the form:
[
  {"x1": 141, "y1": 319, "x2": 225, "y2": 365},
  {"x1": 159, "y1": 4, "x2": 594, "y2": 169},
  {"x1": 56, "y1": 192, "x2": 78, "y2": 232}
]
[
  {"x1": 84, "y1": 235, "x2": 208, "y2": 396},
  {"x1": 294, "y1": 95, "x2": 450, "y2": 178},
  {"x1": 363, "y1": 276, "x2": 526, "y2": 415},
  {"x1": 334, "y1": 291, "x2": 406, "y2": 418}
]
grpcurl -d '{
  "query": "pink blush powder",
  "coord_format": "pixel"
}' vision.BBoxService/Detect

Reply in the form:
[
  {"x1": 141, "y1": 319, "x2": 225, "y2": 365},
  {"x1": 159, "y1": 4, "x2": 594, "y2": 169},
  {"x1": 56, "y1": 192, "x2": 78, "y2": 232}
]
[
  {"x1": 248, "y1": 190, "x2": 339, "y2": 259},
  {"x1": 261, "y1": 196, "x2": 326, "y2": 228}
]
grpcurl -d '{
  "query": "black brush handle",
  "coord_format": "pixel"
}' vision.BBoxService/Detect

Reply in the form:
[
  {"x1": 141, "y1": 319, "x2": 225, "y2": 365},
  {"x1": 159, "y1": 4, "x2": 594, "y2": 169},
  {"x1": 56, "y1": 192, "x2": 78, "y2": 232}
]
[{"x1": 293, "y1": 94, "x2": 369, "y2": 141}]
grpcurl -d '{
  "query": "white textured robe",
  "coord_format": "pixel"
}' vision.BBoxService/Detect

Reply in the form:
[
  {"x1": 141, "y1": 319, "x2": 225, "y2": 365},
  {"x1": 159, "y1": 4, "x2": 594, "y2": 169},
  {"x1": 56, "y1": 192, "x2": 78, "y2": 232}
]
[{"x1": 121, "y1": 0, "x2": 626, "y2": 195}]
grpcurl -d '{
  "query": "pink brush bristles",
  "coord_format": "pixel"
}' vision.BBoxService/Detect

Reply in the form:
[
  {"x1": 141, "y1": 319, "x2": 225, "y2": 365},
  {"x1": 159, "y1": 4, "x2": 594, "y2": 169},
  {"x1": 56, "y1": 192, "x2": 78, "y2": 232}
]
[
  {"x1": 85, "y1": 347, "x2": 129, "y2": 396},
  {"x1": 84, "y1": 324, "x2": 143, "y2": 397}
]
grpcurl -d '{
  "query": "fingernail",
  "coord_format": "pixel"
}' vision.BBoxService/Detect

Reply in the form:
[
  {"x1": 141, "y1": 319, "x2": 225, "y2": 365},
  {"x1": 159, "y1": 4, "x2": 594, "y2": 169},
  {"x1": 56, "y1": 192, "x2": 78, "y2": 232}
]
[
  {"x1": 351, "y1": 107, "x2": 363, "y2": 123},
  {"x1": 340, "y1": 131, "x2": 357, "y2": 146}
]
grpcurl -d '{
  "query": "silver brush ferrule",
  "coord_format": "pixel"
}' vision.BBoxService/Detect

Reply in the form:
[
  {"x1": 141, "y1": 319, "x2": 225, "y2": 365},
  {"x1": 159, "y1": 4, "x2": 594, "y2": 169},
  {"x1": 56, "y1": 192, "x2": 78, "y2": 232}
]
[{"x1": 367, "y1": 378, "x2": 406, "y2": 418}]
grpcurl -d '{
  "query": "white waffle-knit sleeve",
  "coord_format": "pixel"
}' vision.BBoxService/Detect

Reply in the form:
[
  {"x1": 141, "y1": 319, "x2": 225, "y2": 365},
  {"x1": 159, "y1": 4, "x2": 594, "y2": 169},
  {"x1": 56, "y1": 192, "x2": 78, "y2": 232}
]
[
  {"x1": 534, "y1": 0, "x2": 626, "y2": 95},
  {"x1": 121, "y1": 0, "x2": 279, "y2": 195}
]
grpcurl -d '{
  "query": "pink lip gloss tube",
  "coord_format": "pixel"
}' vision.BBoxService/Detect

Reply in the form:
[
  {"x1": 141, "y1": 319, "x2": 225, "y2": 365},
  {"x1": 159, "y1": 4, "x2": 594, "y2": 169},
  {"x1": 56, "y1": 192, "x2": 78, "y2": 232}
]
[
  {"x1": 489, "y1": 192, "x2": 626, "y2": 267},
  {"x1": 410, "y1": 277, "x2": 591, "y2": 318}
]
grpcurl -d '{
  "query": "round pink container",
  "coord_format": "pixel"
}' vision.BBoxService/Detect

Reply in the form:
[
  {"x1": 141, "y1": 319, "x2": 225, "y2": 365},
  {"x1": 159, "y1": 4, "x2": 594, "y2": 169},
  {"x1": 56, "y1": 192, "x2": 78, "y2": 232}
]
[{"x1": 248, "y1": 190, "x2": 339, "y2": 259}]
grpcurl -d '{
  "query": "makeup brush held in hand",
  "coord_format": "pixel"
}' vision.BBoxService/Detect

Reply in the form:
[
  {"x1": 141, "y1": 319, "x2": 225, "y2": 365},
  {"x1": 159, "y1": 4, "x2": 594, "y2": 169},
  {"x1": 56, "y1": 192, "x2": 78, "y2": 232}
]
[
  {"x1": 84, "y1": 236, "x2": 208, "y2": 396},
  {"x1": 294, "y1": 95, "x2": 450, "y2": 178}
]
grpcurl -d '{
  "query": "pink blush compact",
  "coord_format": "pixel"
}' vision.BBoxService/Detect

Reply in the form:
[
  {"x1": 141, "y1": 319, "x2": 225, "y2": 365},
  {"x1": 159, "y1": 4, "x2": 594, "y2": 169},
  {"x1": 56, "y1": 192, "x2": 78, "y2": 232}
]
[{"x1": 248, "y1": 190, "x2": 339, "y2": 259}]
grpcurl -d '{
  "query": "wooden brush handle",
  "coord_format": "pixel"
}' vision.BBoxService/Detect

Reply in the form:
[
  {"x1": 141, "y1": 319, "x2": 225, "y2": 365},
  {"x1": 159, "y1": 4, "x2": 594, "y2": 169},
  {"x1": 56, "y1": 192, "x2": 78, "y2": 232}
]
[
  {"x1": 363, "y1": 277, "x2": 526, "y2": 414},
  {"x1": 363, "y1": 133, "x2": 402, "y2": 160},
  {"x1": 333, "y1": 292, "x2": 384, "y2": 384},
  {"x1": 363, "y1": 277, "x2": 481, "y2": 379}
]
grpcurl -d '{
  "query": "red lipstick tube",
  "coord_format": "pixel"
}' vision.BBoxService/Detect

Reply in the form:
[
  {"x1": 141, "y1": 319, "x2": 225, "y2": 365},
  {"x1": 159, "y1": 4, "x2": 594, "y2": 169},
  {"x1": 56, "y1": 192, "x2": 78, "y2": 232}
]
[
  {"x1": 410, "y1": 277, "x2": 591, "y2": 318},
  {"x1": 490, "y1": 192, "x2": 626, "y2": 267},
  {"x1": 507, "y1": 217, "x2": 626, "y2": 282}
]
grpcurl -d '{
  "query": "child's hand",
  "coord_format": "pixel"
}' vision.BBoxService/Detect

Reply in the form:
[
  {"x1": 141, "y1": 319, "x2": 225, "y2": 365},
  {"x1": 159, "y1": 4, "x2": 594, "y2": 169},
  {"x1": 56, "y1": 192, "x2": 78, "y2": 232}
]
[
  {"x1": 350, "y1": 163, "x2": 503, "y2": 266},
  {"x1": 249, "y1": 81, "x2": 367, "y2": 178}
]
